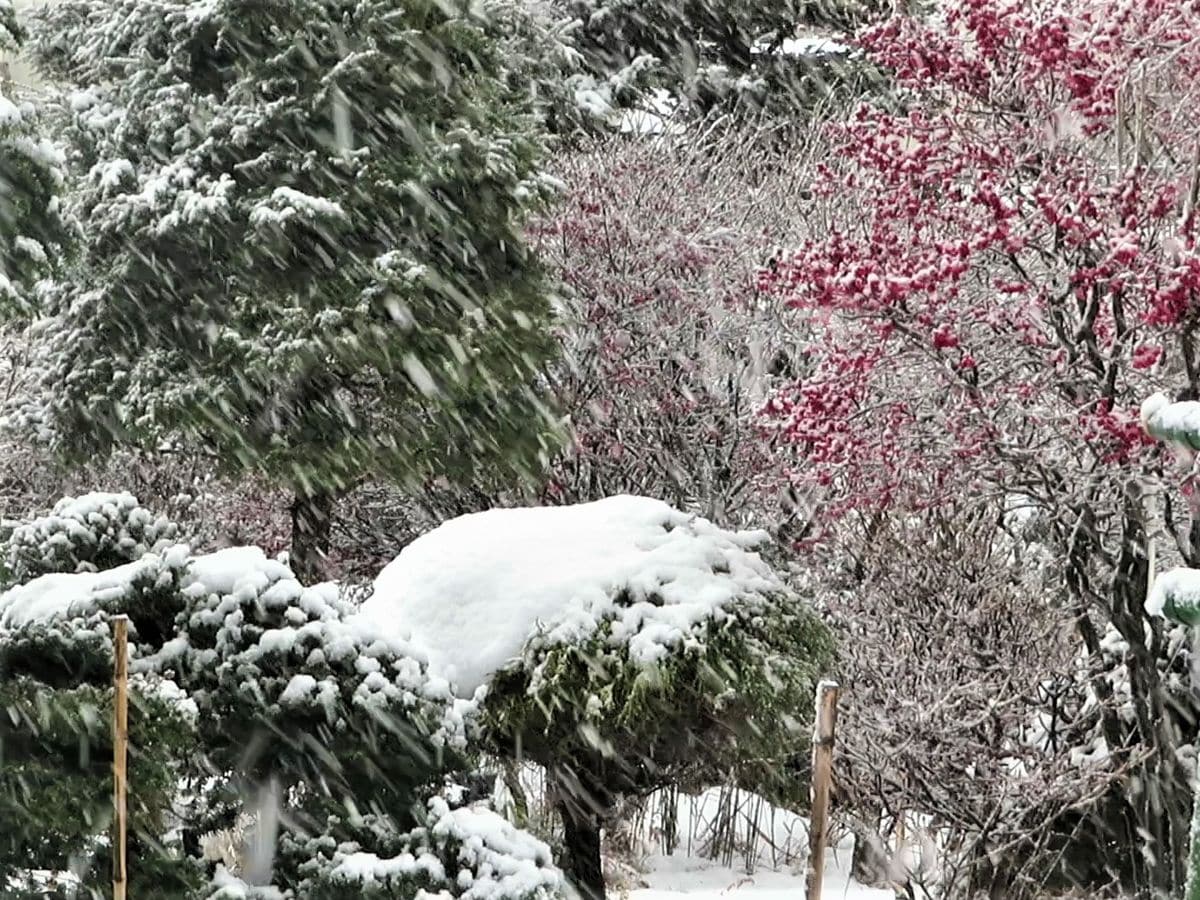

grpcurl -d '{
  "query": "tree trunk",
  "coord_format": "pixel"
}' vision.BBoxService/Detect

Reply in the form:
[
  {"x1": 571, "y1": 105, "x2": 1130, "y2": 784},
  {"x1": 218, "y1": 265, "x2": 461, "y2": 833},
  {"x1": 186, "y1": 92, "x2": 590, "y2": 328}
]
[
  {"x1": 557, "y1": 796, "x2": 606, "y2": 900},
  {"x1": 291, "y1": 490, "x2": 334, "y2": 583},
  {"x1": 503, "y1": 761, "x2": 530, "y2": 828}
]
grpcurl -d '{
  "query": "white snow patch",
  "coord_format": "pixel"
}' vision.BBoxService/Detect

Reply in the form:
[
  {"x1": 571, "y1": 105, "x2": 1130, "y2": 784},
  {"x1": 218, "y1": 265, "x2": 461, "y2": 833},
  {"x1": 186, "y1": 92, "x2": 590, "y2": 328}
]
[
  {"x1": 358, "y1": 496, "x2": 783, "y2": 698},
  {"x1": 619, "y1": 89, "x2": 684, "y2": 136},
  {"x1": 131, "y1": 672, "x2": 200, "y2": 721},
  {"x1": 633, "y1": 842, "x2": 889, "y2": 900},
  {"x1": 0, "y1": 556, "x2": 158, "y2": 627},
  {"x1": 1142, "y1": 392, "x2": 1200, "y2": 455},
  {"x1": 0, "y1": 93, "x2": 22, "y2": 127},
  {"x1": 750, "y1": 35, "x2": 850, "y2": 57},
  {"x1": 248, "y1": 186, "x2": 347, "y2": 229},
  {"x1": 206, "y1": 864, "x2": 286, "y2": 899},
  {"x1": 1147, "y1": 567, "x2": 1200, "y2": 618},
  {"x1": 14, "y1": 235, "x2": 47, "y2": 263},
  {"x1": 778, "y1": 36, "x2": 850, "y2": 56},
  {"x1": 183, "y1": 545, "x2": 292, "y2": 597}
]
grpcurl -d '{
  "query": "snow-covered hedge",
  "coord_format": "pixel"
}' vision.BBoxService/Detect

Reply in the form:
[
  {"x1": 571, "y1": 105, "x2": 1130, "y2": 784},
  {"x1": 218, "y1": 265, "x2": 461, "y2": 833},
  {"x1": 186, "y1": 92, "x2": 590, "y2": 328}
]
[
  {"x1": 360, "y1": 497, "x2": 832, "y2": 792},
  {"x1": 171, "y1": 545, "x2": 463, "y2": 738},
  {"x1": 0, "y1": 543, "x2": 191, "y2": 683},
  {"x1": 161, "y1": 545, "x2": 472, "y2": 869},
  {"x1": 0, "y1": 491, "x2": 582, "y2": 898},
  {"x1": 3, "y1": 491, "x2": 181, "y2": 583},
  {"x1": 360, "y1": 495, "x2": 816, "y2": 700}
]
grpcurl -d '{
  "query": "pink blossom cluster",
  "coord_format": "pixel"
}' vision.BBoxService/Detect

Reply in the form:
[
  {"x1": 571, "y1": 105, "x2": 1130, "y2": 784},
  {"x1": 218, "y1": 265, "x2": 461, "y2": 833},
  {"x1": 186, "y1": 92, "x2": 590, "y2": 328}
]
[{"x1": 759, "y1": 0, "x2": 1200, "y2": 527}]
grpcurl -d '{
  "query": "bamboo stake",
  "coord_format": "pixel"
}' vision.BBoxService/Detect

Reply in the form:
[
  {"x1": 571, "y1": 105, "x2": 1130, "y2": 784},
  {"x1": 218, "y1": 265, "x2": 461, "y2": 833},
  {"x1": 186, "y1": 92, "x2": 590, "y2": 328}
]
[
  {"x1": 805, "y1": 680, "x2": 840, "y2": 900},
  {"x1": 113, "y1": 615, "x2": 129, "y2": 900}
]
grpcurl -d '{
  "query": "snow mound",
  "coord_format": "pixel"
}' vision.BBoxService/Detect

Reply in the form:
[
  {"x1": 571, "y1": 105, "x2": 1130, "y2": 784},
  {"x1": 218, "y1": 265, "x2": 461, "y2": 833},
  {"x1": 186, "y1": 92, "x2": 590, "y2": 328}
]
[
  {"x1": 359, "y1": 495, "x2": 783, "y2": 698},
  {"x1": 1141, "y1": 392, "x2": 1200, "y2": 451},
  {"x1": 182, "y1": 545, "x2": 294, "y2": 598},
  {"x1": 0, "y1": 559, "x2": 152, "y2": 628}
]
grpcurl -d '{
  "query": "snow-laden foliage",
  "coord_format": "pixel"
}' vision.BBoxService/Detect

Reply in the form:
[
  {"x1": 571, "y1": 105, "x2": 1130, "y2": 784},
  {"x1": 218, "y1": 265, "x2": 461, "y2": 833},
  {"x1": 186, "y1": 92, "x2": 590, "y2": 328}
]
[
  {"x1": 292, "y1": 791, "x2": 564, "y2": 900},
  {"x1": 0, "y1": 550, "x2": 190, "y2": 685},
  {"x1": 16, "y1": 0, "x2": 565, "y2": 579},
  {"x1": 169, "y1": 545, "x2": 465, "y2": 784},
  {"x1": 132, "y1": 543, "x2": 477, "y2": 888},
  {"x1": 0, "y1": 494, "x2": 199, "y2": 897},
  {"x1": 476, "y1": 550, "x2": 832, "y2": 784},
  {"x1": 532, "y1": 0, "x2": 881, "y2": 120},
  {"x1": 0, "y1": 493, "x2": 502, "y2": 896},
  {"x1": 0, "y1": 493, "x2": 189, "y2": 681},
  {"x1": 3, "y1": 490, "x2": 180, "y2": 582},
  {"x1": 363, "y1": 495, "x2": 800, "y2": 697},
  {"x1": 0, "y1": 0, "x2": 69, "y2": 317}
]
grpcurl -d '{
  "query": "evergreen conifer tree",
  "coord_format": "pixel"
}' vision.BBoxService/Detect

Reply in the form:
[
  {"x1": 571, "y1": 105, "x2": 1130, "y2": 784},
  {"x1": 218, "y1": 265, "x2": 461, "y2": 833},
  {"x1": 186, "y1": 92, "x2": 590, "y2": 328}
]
[
  {"x1": 20, "y1": 0, "x2": 561, "y2": 580},
  {"x1": 0, "y1": 0, "x2": 69, "y2": 316}
]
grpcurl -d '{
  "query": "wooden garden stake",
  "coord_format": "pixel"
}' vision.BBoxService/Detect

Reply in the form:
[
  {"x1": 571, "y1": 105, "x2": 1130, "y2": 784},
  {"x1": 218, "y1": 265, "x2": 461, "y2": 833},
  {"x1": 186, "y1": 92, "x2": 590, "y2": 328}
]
[
  {"x1": 806, "y1": 680, "x2": 840, "y2": 900},
  {"x1": 113, "y1": 615, "x2": 129, "y2": 900}
]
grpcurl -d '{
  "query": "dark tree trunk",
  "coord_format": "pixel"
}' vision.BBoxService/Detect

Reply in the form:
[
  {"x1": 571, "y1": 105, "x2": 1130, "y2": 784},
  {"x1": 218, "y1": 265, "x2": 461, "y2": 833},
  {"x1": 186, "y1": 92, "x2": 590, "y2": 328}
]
[
  {"x1": 291, "y1": 490, "x2": 334, "y2": 583},
  {"x1": 850, "y1": 814, "x2": 887, "y2": 886},
  {"x1": 558, "y1": 796, "x2": 606, "y2": 900}
]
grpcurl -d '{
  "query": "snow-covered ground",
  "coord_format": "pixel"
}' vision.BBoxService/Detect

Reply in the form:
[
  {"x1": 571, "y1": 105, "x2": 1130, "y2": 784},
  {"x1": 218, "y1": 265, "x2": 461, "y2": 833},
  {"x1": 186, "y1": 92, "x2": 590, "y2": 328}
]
[
  {"x1": 629, "y1": 841, "x2": 890, "y2": 900},
  {"x1": 575, "y1": 783, "x2": 891, "y2": 900}
]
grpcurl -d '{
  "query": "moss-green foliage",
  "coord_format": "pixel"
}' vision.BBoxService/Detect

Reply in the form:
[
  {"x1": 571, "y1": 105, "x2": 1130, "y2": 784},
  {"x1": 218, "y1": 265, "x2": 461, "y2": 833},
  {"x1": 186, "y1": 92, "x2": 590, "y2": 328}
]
[
  {"x1": 0, "y1": 678, "x2": 201, "y2": 899},
  {"x1": 23, "y1": 0, "x2": 562, "y2": 503},
  {"x1": 481, "y1": 587, "x2": 834, "y2": 808}
]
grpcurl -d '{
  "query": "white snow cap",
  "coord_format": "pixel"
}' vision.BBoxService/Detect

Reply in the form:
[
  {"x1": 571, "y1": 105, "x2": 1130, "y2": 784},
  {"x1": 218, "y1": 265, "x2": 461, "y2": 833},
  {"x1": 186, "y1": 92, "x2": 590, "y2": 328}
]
[
  {"x1": 182, "y1": 545, "x2": 292, "y2": 597},
  {"x1": 1140, "y1": 391, "x2": 1170, "y2": 429},
  {"x1": 0, "y1": 551, "x2": 185, "y2": 628},
  {"x1": 358, "y1": 495, "x2": 784, "y2": 698},
  {"x1": 0, "y1": 561, "x2": 143, "y2": 627},
  {"x1": 1147, "y1": 567, "x2": 1200, "y2": 618},
  {"x1": 1141, "y1": 392, "x2": 1200, "y2": 439}
]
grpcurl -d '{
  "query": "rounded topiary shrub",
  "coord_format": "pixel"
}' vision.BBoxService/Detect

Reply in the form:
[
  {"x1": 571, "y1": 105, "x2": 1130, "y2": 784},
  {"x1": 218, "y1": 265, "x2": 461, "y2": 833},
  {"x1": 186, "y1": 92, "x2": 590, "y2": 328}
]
[
  {"x1": 4, "y1": 491, "x2": 181, "y2": 583},
  {"x1": 359, "y1": 495, "x2": 835, "y2": 899}
]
